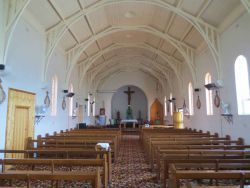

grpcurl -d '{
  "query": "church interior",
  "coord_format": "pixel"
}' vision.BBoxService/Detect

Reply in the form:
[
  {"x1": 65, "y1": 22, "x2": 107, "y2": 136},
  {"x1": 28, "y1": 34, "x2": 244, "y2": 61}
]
[{"x1": 0, "y1": 0, "x2": 250, "y2": 187}]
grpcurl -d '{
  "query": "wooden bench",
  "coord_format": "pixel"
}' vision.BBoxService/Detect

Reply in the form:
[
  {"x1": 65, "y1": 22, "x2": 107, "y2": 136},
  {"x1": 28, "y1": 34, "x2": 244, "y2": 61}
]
[
  {"x1": 0, "y1": 171, "x2": 101, "y2": 188},
  {"x1": 0, "y1": 149, "x2": 112, "y2": 184},
  {"x1": 156, "y1": 149, "x2": 250, "y2": 181},
  {"x1": 168, "y1": 163, "x2": 250, "y2": 188},
  {"x1": 148, "y1": 138, "x2": 244, "y2": 168},
  {"x1": 163, "y1": 158, "x2": 250, "y2": 188},
  {"x1": 0, "y1": 158, "x2": 108, "y2": 187}
]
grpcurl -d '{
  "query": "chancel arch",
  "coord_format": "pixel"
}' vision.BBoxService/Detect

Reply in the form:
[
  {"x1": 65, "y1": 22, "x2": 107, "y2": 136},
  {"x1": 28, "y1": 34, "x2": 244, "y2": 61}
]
[{"x1": 111, "y1": 85, "x2": 148, "y2": 121}]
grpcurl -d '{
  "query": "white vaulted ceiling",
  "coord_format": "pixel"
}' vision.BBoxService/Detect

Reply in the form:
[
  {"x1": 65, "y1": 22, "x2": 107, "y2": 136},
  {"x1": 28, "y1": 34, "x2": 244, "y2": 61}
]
[{"x1": 25, "y1": 0, "x2": 243, "y2": 90}]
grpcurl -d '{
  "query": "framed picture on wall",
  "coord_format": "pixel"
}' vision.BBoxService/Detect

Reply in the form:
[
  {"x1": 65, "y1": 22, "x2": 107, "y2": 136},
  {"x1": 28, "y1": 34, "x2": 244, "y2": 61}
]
[{"x1": 100, "y1": 108, "x2": 105, "y2": 115}]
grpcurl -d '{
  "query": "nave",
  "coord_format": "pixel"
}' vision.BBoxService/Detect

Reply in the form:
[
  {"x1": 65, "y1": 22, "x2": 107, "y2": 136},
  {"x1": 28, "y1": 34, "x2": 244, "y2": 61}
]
[{"x1": 110, "y1": 135, "x2": 160, "y2": 188}]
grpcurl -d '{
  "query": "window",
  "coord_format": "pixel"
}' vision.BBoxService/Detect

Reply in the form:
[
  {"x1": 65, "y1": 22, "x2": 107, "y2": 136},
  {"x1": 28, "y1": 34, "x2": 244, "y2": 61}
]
[
  {"x1": 51, "y1": 75, "x2": 58, "y2": 116},
  {"x1": 188, "y1": 82, "x2": 194, "y2": 115},
  {"x1": 164, "y1": 96, "x2": 167, "y2": 116},
  {"x1": 205, "y1": 73, "x2": 213, "y2": 115},
  {"x1": 68, "y1": 84, "x2": 73, "y2": 116},
  {"x1": 170, "y1": 93, "x2": 173, "y2": 116},
  {"x1": 235, "y1": 55, "x2": 250, "y2": 115}
]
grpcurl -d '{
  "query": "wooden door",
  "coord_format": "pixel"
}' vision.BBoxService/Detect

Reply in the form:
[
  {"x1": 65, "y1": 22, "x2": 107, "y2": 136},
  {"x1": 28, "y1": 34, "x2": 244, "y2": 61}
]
[
  {"x1": 150, "y1": 98, "x2": 163, "y2": 125},
  {"x1": 5, "y1": 88, "x2": 35, "y2": 158}
]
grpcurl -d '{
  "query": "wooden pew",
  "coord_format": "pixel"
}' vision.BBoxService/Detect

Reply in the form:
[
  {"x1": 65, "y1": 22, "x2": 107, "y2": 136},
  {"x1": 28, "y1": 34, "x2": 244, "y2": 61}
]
[
  {"x1": 0, "y1": 158, "x2": 107, "y2": 187},
  {"x1": 0, "y1": 171, "x2": 101, "y2": 188},
  {"x1": 156, "y1": 149, "x2": 250, "y2": 182},
  {"x1": 163, "y1": 158, "x2": 250, "y2": 188},
  {"x1": 148, "y1": 138, "x2": 244, "y2": 168},
  {"x1": 0, "y1": 149, "x2": 112, "y2": 184},
  {"x1": 168, "y1": 162, "x2": 250, "y2": 188}
]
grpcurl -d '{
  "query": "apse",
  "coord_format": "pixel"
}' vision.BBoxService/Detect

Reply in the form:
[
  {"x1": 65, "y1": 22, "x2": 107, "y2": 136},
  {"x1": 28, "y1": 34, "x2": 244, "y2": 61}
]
[{"x1": 111, "y1": 85, "x2": 148, "y2": 121}]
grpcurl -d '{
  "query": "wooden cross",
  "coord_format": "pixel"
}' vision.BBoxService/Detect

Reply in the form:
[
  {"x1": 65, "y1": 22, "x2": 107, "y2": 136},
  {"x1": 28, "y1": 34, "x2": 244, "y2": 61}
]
[{"x1": 124, "y1": 87, "x2": 135, "y2": 105}]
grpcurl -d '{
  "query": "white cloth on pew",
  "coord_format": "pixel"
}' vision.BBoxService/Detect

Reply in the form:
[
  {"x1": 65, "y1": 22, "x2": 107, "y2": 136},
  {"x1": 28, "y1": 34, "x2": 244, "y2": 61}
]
[{"x1": 96, "y1": 143, "x2": 110, "y2": 151}]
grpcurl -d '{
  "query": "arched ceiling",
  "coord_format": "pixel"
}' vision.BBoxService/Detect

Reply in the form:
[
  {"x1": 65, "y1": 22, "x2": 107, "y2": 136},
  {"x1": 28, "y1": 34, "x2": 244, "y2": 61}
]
[{"x1": 22, "y1": 0, "x2": 244, "y2": 90}]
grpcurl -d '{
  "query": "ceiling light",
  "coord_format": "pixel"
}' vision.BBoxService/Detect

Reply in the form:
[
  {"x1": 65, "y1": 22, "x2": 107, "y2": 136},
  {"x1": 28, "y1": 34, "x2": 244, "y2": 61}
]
[{"x1": 124, "y1": 11, "x2": 136, "y2": 18}]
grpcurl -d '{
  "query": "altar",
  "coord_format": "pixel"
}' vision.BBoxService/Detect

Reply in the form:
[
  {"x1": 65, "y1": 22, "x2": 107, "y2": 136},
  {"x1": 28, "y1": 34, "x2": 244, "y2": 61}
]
[{"x1": 120, "y1": 119, "x2": 138, "y2": 129}]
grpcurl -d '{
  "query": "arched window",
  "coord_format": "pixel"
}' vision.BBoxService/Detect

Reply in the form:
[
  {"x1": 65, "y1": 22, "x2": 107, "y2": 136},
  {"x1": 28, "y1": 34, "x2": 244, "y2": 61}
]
[
  {"x1": 205, "y1": 73, "x2": 213, "y2": 115},
  {"x1": 68, "y1": 84, "x2": 73, "y2": 116},
  {"x1": 51, "y1": 75, "x2": 58, "y2": 116},
  {"x1": 235, "y1": 55, "x2": 250, "y2": 115},
  {"x1": 164, "y1": 96, "x2": 167, "y2": 116},
  {"x1": 188, "y1": 82, "x2": 194, "y2": 115},
  {"x1": 170, "y1": 93, "x2": 173, "y2": 116}
]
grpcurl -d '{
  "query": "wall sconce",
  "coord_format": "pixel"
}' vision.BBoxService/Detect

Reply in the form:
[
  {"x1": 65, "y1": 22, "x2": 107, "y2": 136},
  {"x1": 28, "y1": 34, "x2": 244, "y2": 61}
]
[
  {"x1": 194, "y1": 88, "x2": 201, "y2": 109},
  {"x1": 44, "y1": 91, "x2": 50, "y2": 108},
  {"x1": 183, "y1": 99, "x2": 190, "y2": 118},
  {"x1": 0, "y1": 78, "x2": 6, "y2": 104},
  {"x1": 35, "y1": 105, "x2": 47, "y2": 125},
  {"x1": 62, "y1": 96, "x2": 66, "y2": 110}
]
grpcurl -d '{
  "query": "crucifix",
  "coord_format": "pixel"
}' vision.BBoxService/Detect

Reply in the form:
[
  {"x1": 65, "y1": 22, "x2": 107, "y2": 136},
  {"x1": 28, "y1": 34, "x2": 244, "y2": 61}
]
[{"x1": 124, "y1": 87, "x2": 135, "y2": 105}]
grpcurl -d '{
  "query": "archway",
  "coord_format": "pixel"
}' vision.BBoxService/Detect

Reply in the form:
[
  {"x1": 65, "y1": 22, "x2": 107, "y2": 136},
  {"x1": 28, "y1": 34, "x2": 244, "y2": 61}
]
[{"x1": 111, "y1": 85, "x2": 148, "y2": 123}]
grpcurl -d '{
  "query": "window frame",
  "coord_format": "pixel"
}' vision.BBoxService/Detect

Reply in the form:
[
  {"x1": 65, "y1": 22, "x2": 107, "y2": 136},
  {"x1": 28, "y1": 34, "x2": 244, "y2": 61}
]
[
  {"x1": 205, "y1": 73, "x2": 213, "y2": 116},
  {"x1": 234, "y1": 55, "x2": 250, "y2": 115}
]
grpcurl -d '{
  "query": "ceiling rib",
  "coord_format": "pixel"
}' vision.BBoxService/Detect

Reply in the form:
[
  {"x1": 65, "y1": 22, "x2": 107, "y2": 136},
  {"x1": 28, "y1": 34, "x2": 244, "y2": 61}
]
[
  {"x1": 91, "y1": 60, "x2": 169, "y2": 93},
  {"x1": 64, "y1": 25, "x2": 195, "y2": 88},
  {"x1": 241, "y1": 0, "x2": 250, "y2": 13},
  {"x1": 0, "y1": 0, "x2": 30, "y2": 66},
  {"x1": 43, "y1": 0, "x2": 219, "y2": 82},
  {"x1": 76, "y1": 43, "x2": 183, "y2": 90}
]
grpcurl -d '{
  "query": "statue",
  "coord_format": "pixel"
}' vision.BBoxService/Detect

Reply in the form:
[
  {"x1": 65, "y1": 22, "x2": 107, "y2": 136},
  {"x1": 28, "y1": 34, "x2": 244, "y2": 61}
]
[
  {"x1": 126, "y1": 106, "x2": 133, "y2": 119},
  {"x1": 116, "y1": 110, "x2": 121, "y2": 124}
]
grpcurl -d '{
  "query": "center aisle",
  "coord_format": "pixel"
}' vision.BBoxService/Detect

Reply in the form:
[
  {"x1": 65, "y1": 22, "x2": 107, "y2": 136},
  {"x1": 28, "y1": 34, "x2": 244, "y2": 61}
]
[{"x1": 110, "y1": 135, "x2": 161, "y2": 188}]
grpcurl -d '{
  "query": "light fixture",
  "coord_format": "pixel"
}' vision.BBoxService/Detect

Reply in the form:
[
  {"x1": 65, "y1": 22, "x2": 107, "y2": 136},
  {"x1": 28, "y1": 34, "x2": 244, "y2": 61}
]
[{"x1": 0, "y1": 78, "x2": 6, "y2": 104}]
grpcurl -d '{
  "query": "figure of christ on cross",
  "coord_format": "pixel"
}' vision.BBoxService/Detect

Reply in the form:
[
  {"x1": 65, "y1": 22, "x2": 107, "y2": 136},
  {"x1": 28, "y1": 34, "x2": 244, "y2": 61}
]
[{"x1": 124, "y1": 87, "x2": 135, "y2": 105}]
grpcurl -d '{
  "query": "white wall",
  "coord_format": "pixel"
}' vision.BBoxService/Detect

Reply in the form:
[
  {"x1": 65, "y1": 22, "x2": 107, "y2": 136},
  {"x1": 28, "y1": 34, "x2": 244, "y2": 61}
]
[
  {"x1": 0, "y1": 14, "x2": 79, "y2": 156},
  {"x1": 180, "y1": 12, "x2": 250, "y2": 144}
]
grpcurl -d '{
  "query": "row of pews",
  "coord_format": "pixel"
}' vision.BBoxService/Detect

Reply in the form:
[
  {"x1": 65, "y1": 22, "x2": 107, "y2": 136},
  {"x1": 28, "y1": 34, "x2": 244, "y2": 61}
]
[
  {"x1": 140, "y1": 127, "x2": 250, "y2": 188},
  {"x1": 0, "y1": 128, "x2": 121, "y2": 188}
]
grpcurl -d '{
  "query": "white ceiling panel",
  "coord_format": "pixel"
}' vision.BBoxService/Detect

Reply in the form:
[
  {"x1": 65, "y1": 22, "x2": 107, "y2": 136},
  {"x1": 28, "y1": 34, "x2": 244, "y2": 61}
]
[
  {"x1": 173, "y1": 50, "x2": 184, "y2": 62},
  {"x1": 85, "y1": 42, "x2": 99, "y2": 57},
  {"x1": 168, "y1": 15, "x2": 191, "y2": 40},
  {"x1": 103, "y1": 51, "x2": 116, "y2": 60},
  {"x1": 181, "y1": 0, "x2": 206, "y2": 16},
  {"x1": 162, "y1": 0, "x2": 178, "y2": 6},
  {"x1": 69, "y1": 18, "x2": 92, "y2": 42},
  {"x1": 143, "y1": 50, "x2": 156, "y2": 59},
  {"x1": 97, "y1": 36, "x2": 113, "y2": 49},
  {"x1": 105, "y1": 2, "x2": 155, "y2": 26},
  {"x1": 78, "y1": 52, "x2": 88, "y2": 63},
  {"x1": 111, "y1": 31, "x2": 148, "y2": 44},
  {"x1": 161, "y1": 40, "x2": 176, "y2": 55},
  {"x1": 27, "y1": 0, "x2": 60, "y2": 29},
  {"x1": 79, "y1": 0, "x2": 99, "y2": 9},
  {"x1": 184, "y1": 27, "x2": 204, "y2": 49},
  {"x1": 59, "y1": 30, "x2": 76, "y2": 50},
  {"x1": 86, "y1": 7, "x2": 110, "y2": 33},
  {"x1": 149, "y1": 7, "x2": 172, "y2": 32},
  {"x1": 146, "y1": 36, "x2": 161, "y2": 49},
  {"x1": 201, "y1": 0, "x2": 240, "y2": 27},
  {"x1": 52, "y1": 0, "x2": 80, "y2": 19}
]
